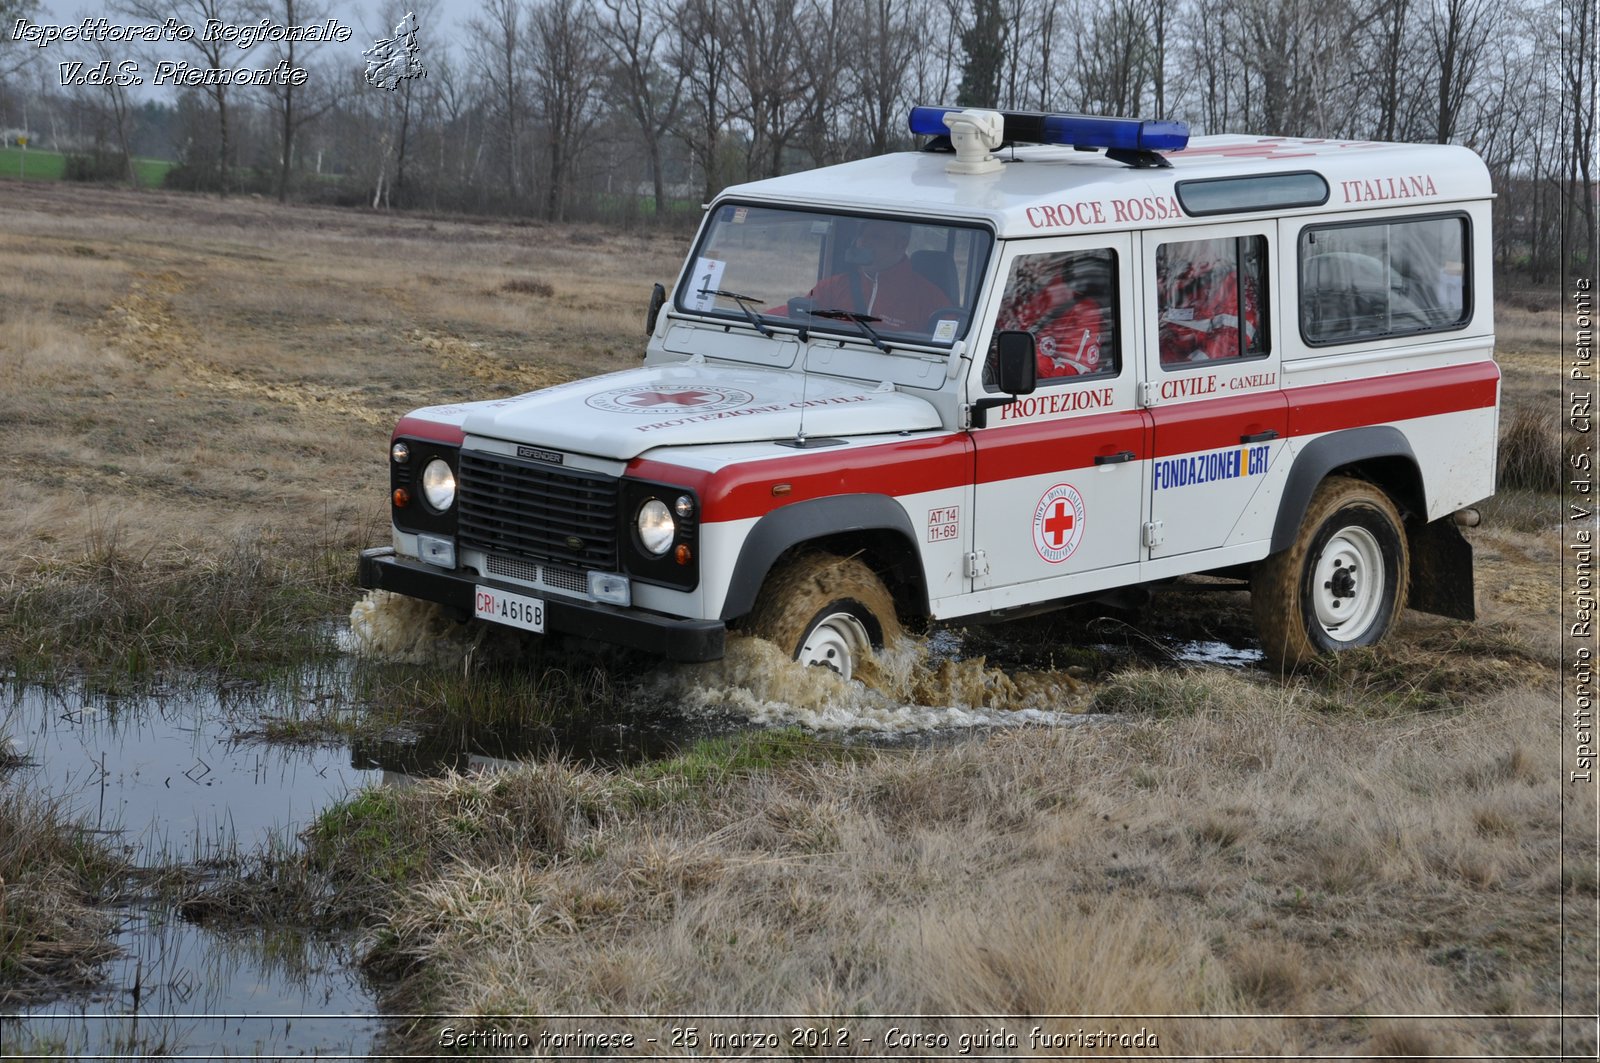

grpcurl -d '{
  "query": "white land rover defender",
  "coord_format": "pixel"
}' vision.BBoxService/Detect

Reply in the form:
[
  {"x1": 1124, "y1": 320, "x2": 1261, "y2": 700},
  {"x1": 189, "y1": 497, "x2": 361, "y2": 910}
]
[{"x1": 358, "y1": 107, "x2": 1499, "y2": 675}]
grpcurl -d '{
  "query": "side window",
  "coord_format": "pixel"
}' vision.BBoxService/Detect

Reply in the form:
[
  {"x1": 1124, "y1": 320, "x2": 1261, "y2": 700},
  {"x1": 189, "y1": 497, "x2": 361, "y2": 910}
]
[
  {"x1": 1299, "y1": 215, "x2": 1469, "y2": 344},
  {"x1": 1157, "y1": 235, "x2": 1268, "y2": 367},
  {"x1": 986, "y1": 248, "x2": 1118, "y2": 389}
]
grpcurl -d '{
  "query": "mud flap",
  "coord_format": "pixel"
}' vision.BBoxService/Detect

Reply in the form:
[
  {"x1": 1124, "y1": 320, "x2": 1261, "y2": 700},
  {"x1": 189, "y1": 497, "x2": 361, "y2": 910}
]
[{"x1": 1407, "y1": 517, "x2": 1476, "y2": 621}]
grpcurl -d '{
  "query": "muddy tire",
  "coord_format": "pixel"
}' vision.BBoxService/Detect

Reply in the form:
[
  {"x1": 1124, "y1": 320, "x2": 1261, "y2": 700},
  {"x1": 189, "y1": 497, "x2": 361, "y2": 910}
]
[
  {"x1": 1251, "y1": 477, "x2": 1409, "y2": 671},
  {"x1": 743, "y1": 553, "x2": 902, "y2": 682}
]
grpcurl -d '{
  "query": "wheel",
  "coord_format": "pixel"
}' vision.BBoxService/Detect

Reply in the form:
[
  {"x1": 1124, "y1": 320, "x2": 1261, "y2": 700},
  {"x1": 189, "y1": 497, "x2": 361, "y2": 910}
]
[
  {"x1": 743, "y1": 553, "x2": 902, "y2": 682},
  {"x1": 1251, "y1": 477, "x2": 1409, "y2": 671}
]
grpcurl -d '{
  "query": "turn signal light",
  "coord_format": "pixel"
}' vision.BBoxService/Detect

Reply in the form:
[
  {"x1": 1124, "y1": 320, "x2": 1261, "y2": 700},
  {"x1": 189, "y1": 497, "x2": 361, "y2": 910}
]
[
  {"x1": 393, "y1": 487, "x2": 410, "y2": 508},
  {"x1": 675, "y1": 544, "x2": 692, "y2": 566}
]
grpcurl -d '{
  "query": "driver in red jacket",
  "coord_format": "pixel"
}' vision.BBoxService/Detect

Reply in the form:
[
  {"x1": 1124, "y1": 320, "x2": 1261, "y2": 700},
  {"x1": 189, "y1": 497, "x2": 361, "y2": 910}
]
[{"x1": 806, "y1": 220, "x2": 949, "y2": 333}]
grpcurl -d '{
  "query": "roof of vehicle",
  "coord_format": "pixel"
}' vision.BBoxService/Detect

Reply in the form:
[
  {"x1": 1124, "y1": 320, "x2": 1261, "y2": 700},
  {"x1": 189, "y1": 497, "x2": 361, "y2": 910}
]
[{"x1": 716, "y1": 135, "x2": 1492, "y2": 238}]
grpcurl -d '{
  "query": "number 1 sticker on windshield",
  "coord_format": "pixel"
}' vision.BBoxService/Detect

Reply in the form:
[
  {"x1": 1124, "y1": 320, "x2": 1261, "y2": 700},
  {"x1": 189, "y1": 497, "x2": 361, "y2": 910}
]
[{"x1": 689, "y1": 257, "x2": 727, "y2": 312}]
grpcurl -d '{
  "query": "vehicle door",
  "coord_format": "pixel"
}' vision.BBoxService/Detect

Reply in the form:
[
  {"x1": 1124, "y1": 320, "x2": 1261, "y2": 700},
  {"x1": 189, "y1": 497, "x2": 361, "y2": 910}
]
[
  {"x1": 1139, "y1": 222, "x2": 1289, "y2": 559},
  {"x1": 969, "y1": 234, "x2": 1150, "y2": 600}
]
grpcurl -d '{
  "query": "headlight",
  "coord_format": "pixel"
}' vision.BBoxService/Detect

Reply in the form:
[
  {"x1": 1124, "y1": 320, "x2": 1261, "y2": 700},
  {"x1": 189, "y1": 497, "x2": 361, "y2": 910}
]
[
  {"x1": 420, "y1": 458, "x2": 456, "y2": 511},
  {"x1": 636, "y1": 499, "x2": 675, "y2": 556}
]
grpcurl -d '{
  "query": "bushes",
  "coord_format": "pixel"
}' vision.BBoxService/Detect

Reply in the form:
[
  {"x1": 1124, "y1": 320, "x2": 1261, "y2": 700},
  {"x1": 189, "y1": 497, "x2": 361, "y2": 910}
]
[{"x1": 63, "y1": 151, "x2": 130, "y2": 183}]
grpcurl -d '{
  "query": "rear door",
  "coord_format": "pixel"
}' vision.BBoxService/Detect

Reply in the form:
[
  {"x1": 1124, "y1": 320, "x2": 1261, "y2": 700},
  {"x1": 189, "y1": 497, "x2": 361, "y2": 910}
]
[{"x1": 1139, "y1": 222, "x2": 1288, "y2": 559}]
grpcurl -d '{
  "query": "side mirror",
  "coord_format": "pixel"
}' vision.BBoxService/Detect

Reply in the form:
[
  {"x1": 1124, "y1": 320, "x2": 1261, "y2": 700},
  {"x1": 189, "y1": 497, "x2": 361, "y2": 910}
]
[
  {"x1": 995, "y1": 330, "x2": 1037, "y2": 395},
  {"x1": 645, "y1": 282, "x2": 666, "y2": 335}
]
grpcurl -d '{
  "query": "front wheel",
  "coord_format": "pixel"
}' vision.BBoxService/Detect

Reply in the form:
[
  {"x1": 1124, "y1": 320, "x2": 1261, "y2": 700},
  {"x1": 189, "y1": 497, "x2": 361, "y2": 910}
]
[
  {"x1": 743, "y1": 553, "x2": 901, "y2": 682},
  {"x1": 1251, "y1": 477, "x2": 1409, "y2": 671}
]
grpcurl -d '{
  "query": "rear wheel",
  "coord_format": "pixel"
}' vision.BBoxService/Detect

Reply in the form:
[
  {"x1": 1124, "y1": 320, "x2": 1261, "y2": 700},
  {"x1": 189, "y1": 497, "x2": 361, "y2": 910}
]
[
  {"x1": 1252, "y1": 477, "x2": 1409, "y2": 671},
  {"x1": 744, "y1": 553, "x2": 901, "y2": 682}
]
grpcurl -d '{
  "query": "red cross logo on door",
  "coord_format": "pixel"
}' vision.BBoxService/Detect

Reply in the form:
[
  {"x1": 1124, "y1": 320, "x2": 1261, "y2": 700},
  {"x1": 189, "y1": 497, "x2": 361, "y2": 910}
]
[
  {"x1": 1031, "y1": 483, "x2": 1086, "y2": 564},
  {"x1": 1043, "y1": 500, "x2": 1075, "y2": 547}
]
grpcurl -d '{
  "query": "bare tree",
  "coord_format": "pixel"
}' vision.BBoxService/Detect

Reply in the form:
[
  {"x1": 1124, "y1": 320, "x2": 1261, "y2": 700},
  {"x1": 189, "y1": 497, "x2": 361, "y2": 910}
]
[
  {"x1": 528, "y1": 0, "x2": 606, "y2": 220},
  {"x1": 1423, "y1": 0, "x2": 1499, "y2": 142},
  {"x1": 1562, "y1": 0, "x2": 1597, "y2": 270},
  {"x1": 669, "y1": 0, "x2": 735, "y2": 199},
  {"x1": 845, "y1": 0, "x2": 919, "y2": 155},
  {"x1": 596, "y1": 0, "x2": 682, "y2": 217},
  {"x1": 0, "y1": 0, "x2": 40, "y2": 83},
  {"x1": 255, "y1": 0, "x2": 341, "y2": 202},
  {"x1": 468, "y1": 0, "x2": 530, "y2": 201},
  {"x1": 116, "y1": 0, "x2": 247, "y2": 192},
  {"x1": 725, "y1": 0, "x2": 807, "y2": 179},
  {"x1": 1072, "y1": 0, "x2": 1156, "y2": 116}
]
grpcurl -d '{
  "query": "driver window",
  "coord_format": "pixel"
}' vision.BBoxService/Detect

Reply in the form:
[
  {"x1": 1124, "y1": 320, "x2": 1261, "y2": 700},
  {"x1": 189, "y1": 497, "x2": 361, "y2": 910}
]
[{"x1": 986, "y1": 248, "x2": 1118, "y2": 388}]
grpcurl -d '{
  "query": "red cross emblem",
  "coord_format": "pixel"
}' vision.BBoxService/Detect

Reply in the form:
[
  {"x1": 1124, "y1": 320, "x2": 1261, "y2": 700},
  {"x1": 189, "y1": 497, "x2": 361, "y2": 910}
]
[
  {"x1": 1032, "y1": 483, "x2": 1085, "y2": 564},
  {"x1": 619, "y1": 389, "x2": 718, "y2": 408},
  {"x1": 1043, "y1": 500, "x2": 1075, "y2": 547}
]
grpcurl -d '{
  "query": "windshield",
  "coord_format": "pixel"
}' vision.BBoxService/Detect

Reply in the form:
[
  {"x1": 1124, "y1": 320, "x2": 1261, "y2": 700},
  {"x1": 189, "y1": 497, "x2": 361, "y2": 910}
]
[{"x1": 677, "y1": 204, "x2": 993, "y2": 347}]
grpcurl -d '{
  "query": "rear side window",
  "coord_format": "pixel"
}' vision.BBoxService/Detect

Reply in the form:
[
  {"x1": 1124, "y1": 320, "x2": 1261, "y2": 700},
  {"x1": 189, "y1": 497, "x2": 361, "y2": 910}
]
[
  {"x1": 1299, "y1": 215, "x2": 1469, "y2": 345},
  {"x1": 1157, "y1": 235, "x2": 1268, "y2": 367}
]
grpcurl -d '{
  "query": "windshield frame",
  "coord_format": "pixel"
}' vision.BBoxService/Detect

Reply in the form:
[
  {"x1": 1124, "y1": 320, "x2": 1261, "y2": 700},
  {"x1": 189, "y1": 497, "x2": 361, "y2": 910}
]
[{"x1": 674, "y1": 200, "x2": 997, "y2": 351}]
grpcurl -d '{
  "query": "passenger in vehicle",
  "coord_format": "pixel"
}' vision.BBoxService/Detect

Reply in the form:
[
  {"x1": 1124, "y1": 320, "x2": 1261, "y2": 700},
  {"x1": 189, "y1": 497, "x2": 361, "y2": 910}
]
[
  {"x1": 806, "y1": 220, "x2": 950, "y2": 333},
  {"x1": 994, "y1": 253, "x2": 1111, "y2": 378}
]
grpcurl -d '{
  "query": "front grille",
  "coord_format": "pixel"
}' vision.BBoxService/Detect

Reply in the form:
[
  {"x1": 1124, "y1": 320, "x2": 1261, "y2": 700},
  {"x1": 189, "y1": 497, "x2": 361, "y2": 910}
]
[
  {"x1": 458, "y1": 452, "x2": 618, "y2": 569},
  {"x1": 484, "y1": 555, "x2": 590, "y2": 595}
]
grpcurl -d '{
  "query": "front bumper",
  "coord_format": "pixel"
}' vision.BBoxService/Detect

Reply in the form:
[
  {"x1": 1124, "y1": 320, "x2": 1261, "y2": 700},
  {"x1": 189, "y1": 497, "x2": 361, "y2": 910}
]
[{"x1": 357, "y1": 547, "x2": 726, "y2": 662}]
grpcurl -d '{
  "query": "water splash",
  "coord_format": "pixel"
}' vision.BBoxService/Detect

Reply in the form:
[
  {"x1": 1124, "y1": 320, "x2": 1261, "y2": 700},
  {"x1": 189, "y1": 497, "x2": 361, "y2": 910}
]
[{"x1": 646, "y1": 635, "x2": 1091, "y2": 734}]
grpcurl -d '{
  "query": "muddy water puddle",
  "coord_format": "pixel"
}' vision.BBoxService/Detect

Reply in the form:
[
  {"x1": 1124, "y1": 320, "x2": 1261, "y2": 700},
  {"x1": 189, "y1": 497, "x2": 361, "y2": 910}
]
[
  {"x1": 2, "y1": 591, "x2": 1263, "y2": 1057},
  {"x1": 2, "y1": 681, "x2": 382, "y2": 1058}
]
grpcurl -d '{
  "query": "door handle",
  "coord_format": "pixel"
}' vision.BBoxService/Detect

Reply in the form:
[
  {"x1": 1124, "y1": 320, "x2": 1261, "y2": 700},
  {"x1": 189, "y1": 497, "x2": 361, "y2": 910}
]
[
  {"x1": 1094, "y1": 449, "x2": 1137, "y2": 465},
  {"x1": 1240, "y1": 429, "x2": 1279, "y2": 444}
]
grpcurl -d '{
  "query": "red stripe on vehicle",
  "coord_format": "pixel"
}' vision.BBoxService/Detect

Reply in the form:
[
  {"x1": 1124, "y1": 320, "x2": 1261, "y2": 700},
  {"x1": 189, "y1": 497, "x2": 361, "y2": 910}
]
[
  {"x1": 1145, "y1": 362, "x2": 1497, "y2": 458},
  {"x1": 394, "y1": 416, "x2": 465, "y2": 445},
  {"x1": 974, "y1": 410, "x2": 1149, "y2": 482},
  {"x1": 1286, "y1": 361, "x2": 1499, "y2": 437},
  {"x1": 629, "y1": 361, "x2": 1498, "y2": 525},
  {"x1": 1150, "y1": 392, "x2": 1288, "y2": 458},
  {"x1": 628, "y1": 434, "x2": 974, "y2": 523}
]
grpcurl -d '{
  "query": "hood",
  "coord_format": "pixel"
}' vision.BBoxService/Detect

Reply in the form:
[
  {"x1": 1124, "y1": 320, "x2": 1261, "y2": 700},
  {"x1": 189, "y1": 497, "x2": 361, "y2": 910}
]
[{"x1": 435, "y1": 364, "x2": 942, "y2": 460}]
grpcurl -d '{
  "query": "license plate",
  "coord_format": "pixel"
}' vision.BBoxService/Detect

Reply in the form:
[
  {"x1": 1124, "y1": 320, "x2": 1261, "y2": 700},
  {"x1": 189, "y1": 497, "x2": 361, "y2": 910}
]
[{"x1": 473, "y1": 586, "x2": 545, "y2": 633}]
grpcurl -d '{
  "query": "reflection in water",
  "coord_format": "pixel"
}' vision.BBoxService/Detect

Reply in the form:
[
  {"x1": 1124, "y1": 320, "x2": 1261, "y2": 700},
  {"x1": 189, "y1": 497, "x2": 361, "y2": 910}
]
[{"x1": 2, "y1": 683, "x2": 381, "y2": 1058}]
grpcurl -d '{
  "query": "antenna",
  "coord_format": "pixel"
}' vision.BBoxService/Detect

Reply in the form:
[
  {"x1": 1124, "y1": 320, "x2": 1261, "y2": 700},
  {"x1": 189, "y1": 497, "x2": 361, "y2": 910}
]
[{"x1": 795, "y1": 338, "x2": 809, "y2": 446}]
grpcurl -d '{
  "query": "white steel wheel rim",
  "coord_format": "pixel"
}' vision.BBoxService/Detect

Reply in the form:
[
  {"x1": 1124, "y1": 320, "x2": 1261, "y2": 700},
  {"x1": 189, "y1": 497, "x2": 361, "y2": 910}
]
[
  {"x1": 1311, "y1": 524, "x2": 1385, "y2": 642},
  {"x1": 798, "y1": 611, "x2": 871, "y2": 681}
]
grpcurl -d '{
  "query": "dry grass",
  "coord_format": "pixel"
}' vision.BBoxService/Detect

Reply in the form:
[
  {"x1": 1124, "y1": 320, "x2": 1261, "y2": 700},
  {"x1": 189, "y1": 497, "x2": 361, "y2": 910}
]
[
  {"x1": 0, "y1": 184, "x2": 681, "y2": 677},
  {"x1": 212, "y1": 668, "x2": 1586, "y2": 1058},
  {"x1": 0, "y1": 790, "x2": 126, "y2": 1004}
]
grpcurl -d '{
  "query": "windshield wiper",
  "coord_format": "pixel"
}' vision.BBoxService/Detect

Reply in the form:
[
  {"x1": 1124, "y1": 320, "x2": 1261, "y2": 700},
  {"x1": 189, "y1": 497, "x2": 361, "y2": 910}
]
[
  {"x1": 696, "y1": 287, "x2": 774, "y2": 338},
  {"x1": 810, "y1": 308, "x2": 891, "y2": 353}
]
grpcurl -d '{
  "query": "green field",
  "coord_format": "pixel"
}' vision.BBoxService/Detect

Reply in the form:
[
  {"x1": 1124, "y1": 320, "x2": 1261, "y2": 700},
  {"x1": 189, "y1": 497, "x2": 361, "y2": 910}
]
[{"x1": 0, "y1": 146, "x2": 171, "y2": 187}]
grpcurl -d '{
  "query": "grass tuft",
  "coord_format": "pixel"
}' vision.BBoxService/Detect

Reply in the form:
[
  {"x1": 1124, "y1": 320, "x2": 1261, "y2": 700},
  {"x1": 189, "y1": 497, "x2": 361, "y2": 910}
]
[
  {"x1": 498, "y1": 277, "x2": 555, "y2": 298},
  {"x1": 0, "y1": 791, "x2": 126, "y2": 1003},
  {"x1": 1087, "y1": 667, "x2": 1245, "y2": 716},
  {"x1": 1, "y1": 528, "x2": 350, "y2": 683},
  {"x1": 1497, "y1": 404, "x2": 1563, "y2": 493}
]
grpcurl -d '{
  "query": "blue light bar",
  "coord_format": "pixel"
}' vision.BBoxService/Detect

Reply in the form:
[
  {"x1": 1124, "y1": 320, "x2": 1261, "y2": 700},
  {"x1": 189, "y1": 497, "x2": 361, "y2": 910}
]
[{"x1": 908, "y1": 106, "x2": 1189, "y2": 152}]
